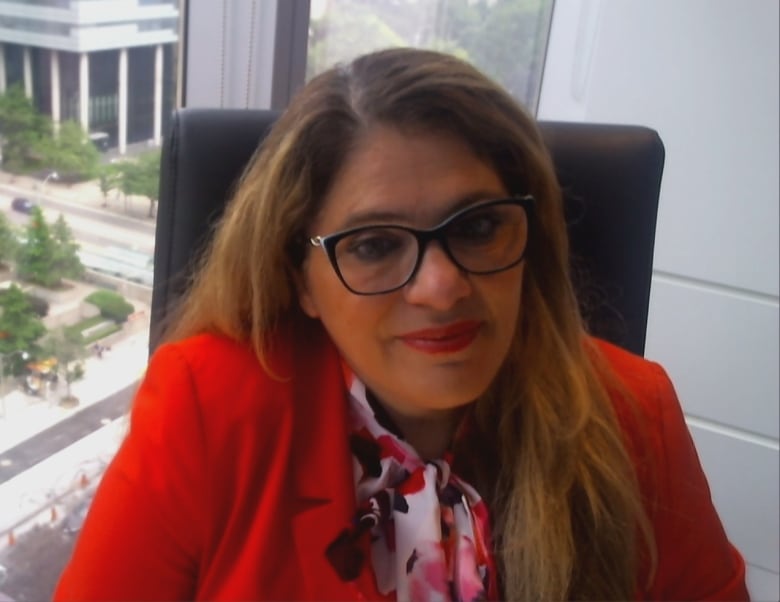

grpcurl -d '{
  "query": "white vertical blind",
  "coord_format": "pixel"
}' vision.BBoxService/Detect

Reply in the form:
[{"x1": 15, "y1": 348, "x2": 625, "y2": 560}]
[{"x1": 184, "y1": 0, "x2": 309, "y2": 110}]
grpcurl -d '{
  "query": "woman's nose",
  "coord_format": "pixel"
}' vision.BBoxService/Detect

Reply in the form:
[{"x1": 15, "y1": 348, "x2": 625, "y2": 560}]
[{"x1": 402, "y1": 242, "x2": 472, "y2": 310}]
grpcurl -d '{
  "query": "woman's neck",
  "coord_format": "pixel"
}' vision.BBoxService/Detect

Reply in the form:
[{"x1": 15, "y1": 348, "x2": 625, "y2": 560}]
[{"x1": 380, "y1": 403, "x2": 465, "y2": 460}]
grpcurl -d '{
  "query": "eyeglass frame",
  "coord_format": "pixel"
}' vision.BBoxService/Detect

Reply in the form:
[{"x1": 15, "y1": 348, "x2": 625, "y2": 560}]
[{"x1": 308, "y1": 195, "x2": 535, "y2": 296}]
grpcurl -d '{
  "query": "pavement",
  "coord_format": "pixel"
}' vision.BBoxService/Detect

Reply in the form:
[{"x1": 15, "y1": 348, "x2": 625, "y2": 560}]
[{"x1": 0, "y1": 328, "x2": 148, "y2": 458}]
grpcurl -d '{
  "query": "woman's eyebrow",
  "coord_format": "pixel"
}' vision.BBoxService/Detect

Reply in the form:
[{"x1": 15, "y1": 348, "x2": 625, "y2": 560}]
[{"x1": 336, "y1": 190, "x2": 508, "y2": 230}]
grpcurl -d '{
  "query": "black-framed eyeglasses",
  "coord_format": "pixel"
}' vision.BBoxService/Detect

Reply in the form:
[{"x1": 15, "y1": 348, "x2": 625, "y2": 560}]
[{"x1": 309, "y1": 196, "x2": 534, "y2": 295}]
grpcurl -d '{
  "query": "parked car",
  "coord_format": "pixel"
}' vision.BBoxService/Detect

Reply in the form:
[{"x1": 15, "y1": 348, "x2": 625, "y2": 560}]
[{"x1": 11, "y1": 197, "x2": 35, "y2": 214}]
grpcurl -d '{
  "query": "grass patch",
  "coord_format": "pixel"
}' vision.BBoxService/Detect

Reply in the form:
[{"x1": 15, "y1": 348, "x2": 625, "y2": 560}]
[
  {"x1": 66, "y1": 315, "x2": 120, "y2": 345},
  {"x1": 81, "y1": 324, "x2": 119, "y2": 345},
  {"x1": 69, "y1": 315, "x2": 106, "y2": 331}
]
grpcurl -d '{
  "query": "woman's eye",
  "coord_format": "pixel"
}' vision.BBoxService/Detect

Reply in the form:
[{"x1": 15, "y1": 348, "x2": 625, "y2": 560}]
[
  {"x1": 450, "y1": 212, "x2": 500, "y2": 242},
  {"x1": 343, "y1": 233, "x2": 403, "y2": 262}
]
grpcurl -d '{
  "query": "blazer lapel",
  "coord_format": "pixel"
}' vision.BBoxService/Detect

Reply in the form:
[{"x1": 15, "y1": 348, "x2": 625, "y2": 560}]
[{"x1": 288, "y1": 322, "x2": 360, "y2": 600}]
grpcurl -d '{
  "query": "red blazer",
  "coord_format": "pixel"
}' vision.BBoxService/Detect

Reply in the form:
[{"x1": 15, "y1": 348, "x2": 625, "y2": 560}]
[{"x1": 55, "y1": 324, "x2": 748, "y2": 601}]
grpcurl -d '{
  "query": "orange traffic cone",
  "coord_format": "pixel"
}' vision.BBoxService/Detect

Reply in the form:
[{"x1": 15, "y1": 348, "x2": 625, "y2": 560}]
[
  {"x1": 51, "y1": 506, "x2": 58, "y2": 521},
  {"x1": 7, "y1": 530, "x2": 15, "y2": 546},
  {"x1": 80, "y1": 473, "x2": 89, "y2": 488}
]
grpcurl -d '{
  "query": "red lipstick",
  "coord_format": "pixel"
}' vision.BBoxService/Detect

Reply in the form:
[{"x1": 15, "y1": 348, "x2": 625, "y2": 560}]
[{"x1": 399, "y1": 320, "x2": 481, "y2": 354}]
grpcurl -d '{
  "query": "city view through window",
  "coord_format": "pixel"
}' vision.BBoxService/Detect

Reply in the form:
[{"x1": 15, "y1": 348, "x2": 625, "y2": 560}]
[
  {"x1": 308, "y1": 0, "x2": 553, "y2": 112},
  {"x1": 0, "y1": 1, "x2": 179, "y2": 598}
]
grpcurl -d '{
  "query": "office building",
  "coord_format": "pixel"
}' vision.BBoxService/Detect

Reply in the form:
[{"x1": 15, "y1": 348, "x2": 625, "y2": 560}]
[{"x1": 0, "y1": 0, "x2": 179, "y2": 154}]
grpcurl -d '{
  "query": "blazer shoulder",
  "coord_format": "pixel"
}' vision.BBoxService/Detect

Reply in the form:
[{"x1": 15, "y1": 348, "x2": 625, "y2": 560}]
[
  {"x1": 590, "y1": 338, "x2": 676, "y2": 425},
  {"x1": 147, "y1": 326, "x2": 345, "y2": 429},
  {"x1": 158, "y1": 332, "x2": 262, "y2": 372}
]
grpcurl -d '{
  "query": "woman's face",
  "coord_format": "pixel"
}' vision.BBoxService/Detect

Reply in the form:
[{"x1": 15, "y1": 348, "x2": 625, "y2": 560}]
[{"x1": 298, "y1": 126, "x2": 524, "y2": 420}]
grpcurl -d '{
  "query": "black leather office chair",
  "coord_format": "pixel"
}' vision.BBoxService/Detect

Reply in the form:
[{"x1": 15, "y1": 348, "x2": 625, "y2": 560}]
[{"x1": 151, "y1": 108, "x2": 664, "y2": 356}]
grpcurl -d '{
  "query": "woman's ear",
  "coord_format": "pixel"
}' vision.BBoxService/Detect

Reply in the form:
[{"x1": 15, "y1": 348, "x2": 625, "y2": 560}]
[{"x1": 294, "y1": 270, "x2": 320, "y2": 319}]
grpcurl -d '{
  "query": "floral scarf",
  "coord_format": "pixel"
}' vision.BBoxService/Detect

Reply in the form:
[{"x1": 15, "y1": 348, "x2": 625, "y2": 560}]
[{"x1": 326, "y1": 371, "x2": 497, "y2": 602}]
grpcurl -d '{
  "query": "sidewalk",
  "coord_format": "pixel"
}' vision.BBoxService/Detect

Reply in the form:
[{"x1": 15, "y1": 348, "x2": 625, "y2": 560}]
[{"x1": 0, "y1": 329, "x2": 149, "y2": 457}]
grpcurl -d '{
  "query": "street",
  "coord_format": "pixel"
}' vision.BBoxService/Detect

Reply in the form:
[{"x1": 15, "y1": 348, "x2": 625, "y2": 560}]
[
  {"x1": 0, "y1": 385, "x2": 135, "y2": 485},
  {"x1": 0, "y1": 188, "x2": 155, "y2": 256}
]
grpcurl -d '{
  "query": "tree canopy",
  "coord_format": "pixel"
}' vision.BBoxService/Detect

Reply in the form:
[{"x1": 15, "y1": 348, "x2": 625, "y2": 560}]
[
  {"x1": 51, "y1": 213, "x2": 85, "y2": 281},
  {"x1": 0, "y1": 87, "x2": 100, "y2": 178},
  {"x1": 0, "y1": 212, "x2": 18, "y2": 267},
  {"x1": 41, "y1": 326, "x2": 86, "y2": 401},
  {"x1": 0, "y1": 284, "x2": 46, "y2": 374},
  {"x1": 112, "y1": 150, "x2": 161, "y2": 217},
  {"x1": 307, "y1": 0, "x2": 552, "y2": 109},
  {"x1": 15, "y1": 206, "x2": 84, "y2": 288},
  {"x1": 39, "y1": 120, "x2": 101, "y2": 180},
  {"x1": 0, "y1": 85, "x2": 50, "y2": 172}
]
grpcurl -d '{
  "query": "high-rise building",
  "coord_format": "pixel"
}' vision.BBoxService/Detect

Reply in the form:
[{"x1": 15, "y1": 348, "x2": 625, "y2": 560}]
[{"x1": 0, "y1": 0, "x2": 179, "y2": 154}]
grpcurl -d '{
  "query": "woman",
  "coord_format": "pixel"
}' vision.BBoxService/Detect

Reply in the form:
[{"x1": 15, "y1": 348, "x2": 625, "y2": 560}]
[{"x1": 55, "y1": 48, "x2": 747, "y2": 601}]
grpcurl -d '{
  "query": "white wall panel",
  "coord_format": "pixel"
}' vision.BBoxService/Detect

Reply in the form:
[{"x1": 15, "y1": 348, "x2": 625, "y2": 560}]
[
  {"x1": 745, "y1": 563, "x2": 780, "y2": 602},
  {"x1": 541, "y1": 0, "x2": 779, "y2": 297},
  {"x1": 688, "y1": 424, "x2": 779, "y2": 598},
  {"x1": 646, "y1": 276, "x2": 779, "y2": 438}
]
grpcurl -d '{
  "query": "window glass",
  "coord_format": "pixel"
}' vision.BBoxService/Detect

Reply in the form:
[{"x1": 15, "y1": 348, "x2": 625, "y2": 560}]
[
  {"x1": 0, "y1": 1, "x2": 180, "y2": 598},
  {"x1": 308, "y1": 0, "x2": 555, "y2": 112}
]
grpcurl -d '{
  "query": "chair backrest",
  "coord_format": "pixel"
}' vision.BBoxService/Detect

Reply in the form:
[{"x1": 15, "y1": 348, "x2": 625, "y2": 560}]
[{"x1": 151, "y1": 108, "x2": 664, "y2": 356}]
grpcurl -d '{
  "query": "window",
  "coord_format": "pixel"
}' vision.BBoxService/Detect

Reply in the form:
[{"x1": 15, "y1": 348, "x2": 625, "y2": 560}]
[
  {"x1": 0, "y1": 1, "x2": 180, "y2": 598},
  {"x1": 308, "y1": 0, "x2": 554, "y2": 112}
]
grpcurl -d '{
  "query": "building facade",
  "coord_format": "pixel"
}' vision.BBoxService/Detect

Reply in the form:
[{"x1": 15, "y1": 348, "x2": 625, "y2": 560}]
[{"x1": 0, "y1": 0, "x2": 179, "y2": 154}]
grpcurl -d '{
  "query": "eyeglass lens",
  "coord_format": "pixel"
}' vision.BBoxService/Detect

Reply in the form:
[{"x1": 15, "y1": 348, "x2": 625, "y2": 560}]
[{"x1": 332, "y1": 200, "x2": 528, "y2": 294}]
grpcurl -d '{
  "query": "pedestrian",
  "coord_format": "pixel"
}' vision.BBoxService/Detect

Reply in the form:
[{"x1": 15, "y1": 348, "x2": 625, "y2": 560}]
[{"x1": 55, "y1": 48, "x2": 747, "y2": 601}]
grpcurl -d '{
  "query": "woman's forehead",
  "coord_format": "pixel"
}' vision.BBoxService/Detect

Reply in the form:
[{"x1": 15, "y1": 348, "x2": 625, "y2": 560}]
[{"x1": 311, "y1": 126, "x2": 507, "y2": 232}]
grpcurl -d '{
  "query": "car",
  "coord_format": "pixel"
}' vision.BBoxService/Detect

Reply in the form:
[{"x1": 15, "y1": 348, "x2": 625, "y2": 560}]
[{"x1": 11, "y1": 197, "x2": 35, "y2": 214}]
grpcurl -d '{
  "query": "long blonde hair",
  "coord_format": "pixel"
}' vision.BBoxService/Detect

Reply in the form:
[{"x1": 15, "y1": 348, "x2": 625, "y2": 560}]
[{"x1": 164, "y1": 48, "x2": 654, "y2": 600}]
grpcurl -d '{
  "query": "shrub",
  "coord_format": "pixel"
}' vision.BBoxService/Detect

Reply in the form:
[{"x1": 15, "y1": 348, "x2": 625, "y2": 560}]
[{"x1": 84, "y1": 289, "x2": 135, "y2": 323}]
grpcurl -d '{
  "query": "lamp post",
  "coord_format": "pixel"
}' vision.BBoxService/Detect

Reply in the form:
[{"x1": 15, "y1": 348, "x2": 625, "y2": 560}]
[
  {"x1": 40, "y1": 170, "x2": 59, "y2": 205},
  {"x1": 0, "y1": 350, "x2": 30, "y2": 419}
]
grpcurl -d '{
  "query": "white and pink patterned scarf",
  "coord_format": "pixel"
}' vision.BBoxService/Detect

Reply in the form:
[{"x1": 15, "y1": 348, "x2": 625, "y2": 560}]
[{"x1": 326, "y1": 371, "x2": 497, "y2": 602}]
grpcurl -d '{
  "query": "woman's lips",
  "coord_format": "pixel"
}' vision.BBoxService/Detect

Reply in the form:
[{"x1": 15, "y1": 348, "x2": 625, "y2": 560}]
[{"x1": 398, "y1": 320, "x2": 482, "y2": 354}]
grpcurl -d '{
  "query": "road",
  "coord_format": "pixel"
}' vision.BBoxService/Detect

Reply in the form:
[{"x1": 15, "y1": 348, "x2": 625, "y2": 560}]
[
  {"x1": 0, "y1": 191, "x2": 155, "y2": 256},
  {"x1": 0, "y1": 385, "x2": 134, "y2": 485}
]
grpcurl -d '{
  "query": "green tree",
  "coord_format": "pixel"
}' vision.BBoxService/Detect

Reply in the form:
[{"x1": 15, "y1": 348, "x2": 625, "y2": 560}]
[
  {"x1": 41, "y1": 326, "x2": 86, "y2": 403},
  {"x1": 0, "y1": 284, "x2": 46, "y2": 375},
  {"x1": 39, "y1": 120, "x2": 101, "y2": 180},
  {"x1": 308, "y1": 2, "x2": 406, "y2": 78},
  {"x1": 0, "y1": 85, "x2": 51, "y2": 172},
  {"x1": 16, "y1": 205, "x2": 59, "y2": 287},
  {"x1": 116, "y1": 150, "x2": 161, "y2": 217},
  {"x1": 0, "y1": 212, "x2": 18, "y2": 268},
  {"x1": 98, "y1": 161, "x2": 123, "y2": 206},
  {"x1": 434, "y1": 0, "x2": 552, "y2": 107},
  {"x1": 307, "y1": 0, "x2": 551, "y2": 109},
  {"x1": 51, "y1": 213, "x2": 85, "y2": 280}
]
